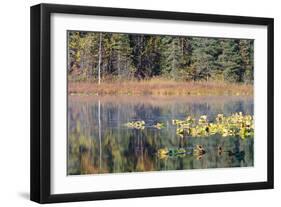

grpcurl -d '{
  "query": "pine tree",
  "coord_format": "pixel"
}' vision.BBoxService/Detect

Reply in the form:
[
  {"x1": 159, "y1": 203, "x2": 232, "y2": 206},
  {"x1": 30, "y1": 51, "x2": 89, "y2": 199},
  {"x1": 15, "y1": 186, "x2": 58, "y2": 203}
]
[
  {"x1": 239, "y1": 39, "x2": 254, "y2": 83},
  {"x1": 218, "y1": 39, "x2": 244, "y2": 82},
  {"x1": 110, "y1": 34, "x2": 133, "y2": 79},
  {"x1": 67, "y1": 31, "x2": 254, "y2": 83},
  {"x1": 142, "y1": 36, "x2": 162, "y2": 77},
  {"x1": 189, "y1": 38, "x2": 221, "y2": 81},
  {"x1": 129, "y1": 34, "x2": 146, "y2": 79},
  {"x1": 68, "y1": 32, "x2": 82, "y2": 74},
  {"x1": 160, "y1": 36, "x2": 182, "y2": 79}
]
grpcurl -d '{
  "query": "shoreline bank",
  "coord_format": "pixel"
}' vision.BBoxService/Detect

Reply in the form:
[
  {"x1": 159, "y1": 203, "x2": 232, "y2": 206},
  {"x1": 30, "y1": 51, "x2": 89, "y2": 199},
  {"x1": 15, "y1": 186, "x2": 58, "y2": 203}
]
[{"x1": 68, "y1": 80, "x2": 253, "y2": 96}]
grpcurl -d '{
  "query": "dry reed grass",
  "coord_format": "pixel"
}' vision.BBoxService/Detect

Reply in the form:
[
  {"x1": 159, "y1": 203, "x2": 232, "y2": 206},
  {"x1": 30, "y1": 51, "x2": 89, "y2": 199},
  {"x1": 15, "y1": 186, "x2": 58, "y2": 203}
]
[{"x1": 68, "y1": 79, "x2": 253, "y2": 96}]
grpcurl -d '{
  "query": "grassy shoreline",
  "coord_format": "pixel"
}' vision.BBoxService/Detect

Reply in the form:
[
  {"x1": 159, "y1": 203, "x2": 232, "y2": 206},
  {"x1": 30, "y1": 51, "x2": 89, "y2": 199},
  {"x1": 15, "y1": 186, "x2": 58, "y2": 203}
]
[{"x1": 68, "y1": 79, "x2": 253, "y2": 96}]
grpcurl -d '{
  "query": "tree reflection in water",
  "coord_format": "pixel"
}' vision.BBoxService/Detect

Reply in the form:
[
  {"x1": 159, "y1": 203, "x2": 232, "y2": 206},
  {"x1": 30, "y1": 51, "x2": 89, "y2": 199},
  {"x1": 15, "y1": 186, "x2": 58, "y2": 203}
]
[{"x1": 67, "y1": 96, "x2": 254, "y2": 175}]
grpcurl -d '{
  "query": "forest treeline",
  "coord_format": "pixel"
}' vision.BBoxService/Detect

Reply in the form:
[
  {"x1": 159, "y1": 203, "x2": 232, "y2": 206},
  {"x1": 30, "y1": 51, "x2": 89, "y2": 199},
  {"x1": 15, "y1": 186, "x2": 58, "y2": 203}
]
[{"x1": 68, "y1": 31, "x2": 254, "y2": 83}]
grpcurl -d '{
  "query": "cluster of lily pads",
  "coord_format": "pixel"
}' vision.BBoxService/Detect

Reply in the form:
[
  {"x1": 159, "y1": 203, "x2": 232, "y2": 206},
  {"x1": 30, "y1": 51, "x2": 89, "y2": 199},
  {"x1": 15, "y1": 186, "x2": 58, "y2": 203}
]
[
  {"x1": 124, "y1": 120, "x2": 165, "y2": 130},
  {"x1": 156, "y1": 144, "x2": 246, "y2": 160},
  {"x1": 173, "y1": 113, "x2": 254, "y2": 139},
  {"x1": 157, "y1": 145, "x2": 206, "y2": 160},
  {"x1": 124, "y1": 120, "x2": 146, "y2": 129},
  {"x1": 124, "y1": 112, "x2": 254, "y2": 139}
]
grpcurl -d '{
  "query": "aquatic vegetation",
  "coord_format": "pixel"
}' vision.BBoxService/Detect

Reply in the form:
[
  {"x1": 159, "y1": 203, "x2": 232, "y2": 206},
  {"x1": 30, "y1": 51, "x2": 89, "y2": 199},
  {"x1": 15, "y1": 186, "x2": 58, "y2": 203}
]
[
  {"x1": 216, "y1": 145, "x2": 245, "y2": 161},
  {"x1": 124, "y1": 120, "x2": 145, "y2": 129},
  {"x1": 153, "y1": 122, "x2": 165, "y2": 129},
  {"x1": 217, "y1": 145, "x2": 223, "y2": 156},
  {"x1": 156, "y1": 144, "x2": 247, "y2": 161},
  {"x1": 172, "y1": 116, "x2": 195, "y2": 127},
  {"x1": 156, "y1": 145, "x2": 206, "y2": 160},
  {"x1": 173, "y1": 113, "x2": 254, "y2": 139},
  {"x1": 157, "y1": 148, "x2": 169, "y2": 156},
  {"x1": 156, "y1": 147, "x2": 188, "y2": 160},
  {"x1": 193, "y1": 145, "x2": 206, "y2": 156},
  {"x1": 124, "y1": 113, "x2": 254, "y2": 139}
]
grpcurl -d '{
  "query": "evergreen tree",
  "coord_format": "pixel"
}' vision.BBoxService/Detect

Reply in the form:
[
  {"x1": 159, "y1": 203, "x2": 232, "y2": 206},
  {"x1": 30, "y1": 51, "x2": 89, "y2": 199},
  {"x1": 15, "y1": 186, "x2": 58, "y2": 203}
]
[
  {"x1": 160, "y1": 36, "x2": 182, "y2": 79},
  {"x1": 218, "y1": 39, "x2": 244, "y2": 82},
  {"x1": 129, "y1": 34, "x2": 146, "y2": 79},
  {"x1": 239, "y1": 39, "x2": 254, "y2": 83},
  {"x1": 142, "y1": 36, "x2": 162, "y2": 77},
  {"x1": 67, "y1": 31, "x2": 254, "y2": 83},
  {"x1": 189, "y1": 38, "x2": 221, "y2": 81},
  {"x1": 110, "y1": 34, "x2": 133, "y2": 79}
]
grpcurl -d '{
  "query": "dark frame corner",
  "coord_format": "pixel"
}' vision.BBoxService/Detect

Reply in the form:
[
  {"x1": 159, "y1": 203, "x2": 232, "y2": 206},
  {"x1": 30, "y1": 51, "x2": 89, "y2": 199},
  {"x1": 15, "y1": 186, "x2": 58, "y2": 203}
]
[{"x1": 30, "y1": 3, "x2": 274, "y2": 203}]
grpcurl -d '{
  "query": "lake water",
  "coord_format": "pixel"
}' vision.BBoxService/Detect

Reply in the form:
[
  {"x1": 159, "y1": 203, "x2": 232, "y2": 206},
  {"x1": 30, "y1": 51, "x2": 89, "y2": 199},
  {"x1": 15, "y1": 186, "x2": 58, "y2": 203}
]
[{"x1": 67, "y1": 95, "x2": 254, "y2": 175}]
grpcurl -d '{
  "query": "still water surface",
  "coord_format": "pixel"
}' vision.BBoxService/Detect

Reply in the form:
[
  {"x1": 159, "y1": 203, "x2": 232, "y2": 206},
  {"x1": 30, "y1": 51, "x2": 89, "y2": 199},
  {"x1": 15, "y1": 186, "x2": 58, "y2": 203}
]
[{"x1": 67, "y1": 96, "x2": 254, "y2": 175}]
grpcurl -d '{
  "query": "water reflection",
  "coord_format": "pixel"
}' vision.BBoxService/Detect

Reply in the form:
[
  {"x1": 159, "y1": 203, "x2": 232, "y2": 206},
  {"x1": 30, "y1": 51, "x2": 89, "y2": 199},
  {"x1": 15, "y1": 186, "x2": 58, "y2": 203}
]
[{"x1": 67, "y1": 96, "x2": 254, "y2": 175}]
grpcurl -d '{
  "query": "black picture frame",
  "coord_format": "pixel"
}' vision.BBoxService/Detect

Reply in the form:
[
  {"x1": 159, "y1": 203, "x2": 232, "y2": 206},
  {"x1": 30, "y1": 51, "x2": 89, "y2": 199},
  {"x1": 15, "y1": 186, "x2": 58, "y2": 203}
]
[{"x1": 30, "y1": 3, "x2": 274, "y2": 204}]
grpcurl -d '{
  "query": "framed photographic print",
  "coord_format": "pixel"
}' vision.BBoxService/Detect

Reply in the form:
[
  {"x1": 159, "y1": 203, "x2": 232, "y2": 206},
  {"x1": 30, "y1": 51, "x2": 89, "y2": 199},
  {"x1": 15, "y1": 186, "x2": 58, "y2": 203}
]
[{"x1": 30, "y1": 3, "x2": 274, "y2": 203}]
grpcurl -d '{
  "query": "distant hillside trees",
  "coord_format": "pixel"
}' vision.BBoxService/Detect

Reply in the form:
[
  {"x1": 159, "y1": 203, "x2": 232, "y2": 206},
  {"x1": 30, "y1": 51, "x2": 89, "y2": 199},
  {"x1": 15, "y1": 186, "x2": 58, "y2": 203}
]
[{"x1": 68, "y1": 31, "x2": 254, "y2": 83}]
